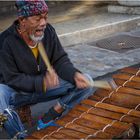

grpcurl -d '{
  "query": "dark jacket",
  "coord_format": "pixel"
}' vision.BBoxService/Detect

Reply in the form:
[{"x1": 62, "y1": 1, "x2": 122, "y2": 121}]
[{"x1": 0, "y1": 21, "x2": 78, "y2": 93}]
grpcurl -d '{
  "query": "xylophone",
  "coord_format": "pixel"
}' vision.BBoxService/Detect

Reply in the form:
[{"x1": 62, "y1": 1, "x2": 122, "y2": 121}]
[{"x1": 27, "y1": 67, "x2": 140, "y2": 139}]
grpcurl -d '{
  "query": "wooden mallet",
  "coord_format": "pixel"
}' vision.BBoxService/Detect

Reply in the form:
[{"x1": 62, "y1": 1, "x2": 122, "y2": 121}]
[
  {"x1": 85, "y1": 74, "x2": 118, "y2": 90},
  {"x1": 38, "y1": 42, "x2": 53, "y2": 73}
]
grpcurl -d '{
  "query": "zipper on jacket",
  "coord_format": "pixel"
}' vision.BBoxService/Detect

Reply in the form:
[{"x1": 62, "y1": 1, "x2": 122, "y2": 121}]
[{"x1": 37, "y1": 65, "x2": 40, "y2": 72}]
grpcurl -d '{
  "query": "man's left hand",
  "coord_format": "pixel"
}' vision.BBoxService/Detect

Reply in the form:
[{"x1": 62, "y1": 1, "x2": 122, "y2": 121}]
[{"x1": 74, "y1": 72, "x2": 90, "y2": 89}]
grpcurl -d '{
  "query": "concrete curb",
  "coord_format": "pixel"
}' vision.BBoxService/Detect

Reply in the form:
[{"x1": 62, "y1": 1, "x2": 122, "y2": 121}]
[
  {"x1": 108, "y1": 5, "x2": 140, "y2": 15},
  {"x1": 59, "y1": 17, "x2": 140, "y2": 47}
]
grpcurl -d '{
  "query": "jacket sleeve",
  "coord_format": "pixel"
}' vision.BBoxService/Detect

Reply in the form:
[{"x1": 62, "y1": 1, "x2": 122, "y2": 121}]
[
  {"x1": 0, "y1": 42, "x2": 44, "y2": 93},
  {"x1": 50, "y1": 27, "x2": 80, "y2": 84}
]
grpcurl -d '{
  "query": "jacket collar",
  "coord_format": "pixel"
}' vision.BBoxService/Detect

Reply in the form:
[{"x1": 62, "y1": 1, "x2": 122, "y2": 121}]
[{"x1": 7, "y1": 20, "x2": 23, "y2": 39}]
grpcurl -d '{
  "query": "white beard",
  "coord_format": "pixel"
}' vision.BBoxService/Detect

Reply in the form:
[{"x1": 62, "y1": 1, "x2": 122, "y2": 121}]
[{"x1": 30, "y1": 34, "x2": 44, "y2": 43}]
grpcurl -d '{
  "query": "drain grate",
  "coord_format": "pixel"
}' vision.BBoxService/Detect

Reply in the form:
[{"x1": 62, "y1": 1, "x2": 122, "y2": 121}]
[{"x1": 89, "y1": 34, "x2": 140, "y2": 53}]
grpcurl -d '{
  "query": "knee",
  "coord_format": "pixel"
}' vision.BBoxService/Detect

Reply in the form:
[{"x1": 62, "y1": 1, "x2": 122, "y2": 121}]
[
  {"x1": 78, "y1": 87, "x2": 94, "y2": 101},
  {"x1": 0, "y1": 83, "x2": 13, "y2": 91},
  {"x1": 0, "y1": 86, "x2": 8, "y2": 100},
  {"x1": 0, "y1": 84, "x2": 13, "y2": 102}
]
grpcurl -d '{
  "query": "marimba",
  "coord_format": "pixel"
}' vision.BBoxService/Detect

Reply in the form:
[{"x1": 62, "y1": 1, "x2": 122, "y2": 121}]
[{"x1": 26, "y1": 67, "x2": 140, "y2": 139}]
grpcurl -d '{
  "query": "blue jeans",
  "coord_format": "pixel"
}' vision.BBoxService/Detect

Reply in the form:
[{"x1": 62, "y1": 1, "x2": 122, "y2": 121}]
[{"x1": 0, "y1": 78, "x2": 94, "y2": 138}]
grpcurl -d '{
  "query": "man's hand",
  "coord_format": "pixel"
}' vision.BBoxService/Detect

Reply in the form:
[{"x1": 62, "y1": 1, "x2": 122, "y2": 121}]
[
  {"x1": 44, "y1": 69, "x2": 59, "y2": 90},
  {"x1": 74, "y1": 72, "x2": 90, "y2": 89}
]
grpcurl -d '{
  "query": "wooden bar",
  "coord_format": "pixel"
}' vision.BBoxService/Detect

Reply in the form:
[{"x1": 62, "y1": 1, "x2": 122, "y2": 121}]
[
  {"x1": 114, "y1": 79, "x2": 140, "y2": 89},
  {"x1": 104, "y1": 93, "x2": 140, "y2": 109},
  {"x1": 90, "y1": 88, "x2": 140, "y2": 109},
  {"x1": 56, "y1": 128, "x2": 88, "y2": 139},
  {"x1": 49, "y1": 132, "x2": 77, "y2": 139},
  {"x1": 120, "y1": 67, "x2": 139, "y2": 75},
  {"x1": 94, "y1": 89, "x2": 110, "y2": 97},
  {"x1": 95, "y1": 88, "x2": 140, "y2": 97},
  {"x1": 56, "y1": 115, "x2": 75, "y2": 126},
  {"x1": 113, "y1": 73, "x2": 140, "y2": 82},
  {"x1": 117, "y1": 87, "x2": 140, "y2": 97},
  {"x1": 31, "y1": 126, "x2": 59, "y2": 139}
]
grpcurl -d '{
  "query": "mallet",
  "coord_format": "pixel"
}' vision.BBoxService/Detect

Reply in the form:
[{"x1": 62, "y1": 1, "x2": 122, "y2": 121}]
[
  {"x1": 38, "y1": 42, "x2": 117, "y2": 90},
  {"x1": 84, "y1": 74, "x2": 117, "y2": 90},
  {"x1": 38, "y1": 42, "x2": 53, "y2": 73}
]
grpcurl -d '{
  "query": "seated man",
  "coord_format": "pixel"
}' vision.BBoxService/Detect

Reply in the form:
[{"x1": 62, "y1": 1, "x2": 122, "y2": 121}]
[{"x1": 0, "y1": 0, "x2": 94, "y2": 139}]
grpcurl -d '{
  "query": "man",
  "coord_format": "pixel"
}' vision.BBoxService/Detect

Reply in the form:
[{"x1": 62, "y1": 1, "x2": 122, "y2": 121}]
[{"x1": 0, "y1": 0, "x2": 94, "y2": 139}]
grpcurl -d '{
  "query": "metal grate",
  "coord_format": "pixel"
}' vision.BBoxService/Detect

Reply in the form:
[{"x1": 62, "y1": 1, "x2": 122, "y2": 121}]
[{"x1": 89, "y1": 34, "x2": 140, "y2": 53}]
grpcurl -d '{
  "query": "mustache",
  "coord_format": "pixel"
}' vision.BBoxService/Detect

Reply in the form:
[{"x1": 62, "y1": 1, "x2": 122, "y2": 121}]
[{"x1": 35, "y1": 26, "x2": 46, "y2": 32}]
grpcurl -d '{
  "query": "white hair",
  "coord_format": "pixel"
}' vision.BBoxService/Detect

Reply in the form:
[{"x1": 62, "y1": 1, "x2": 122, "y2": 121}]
[{"x1": 30, "y1": 34, "x2": 44, "y2": 43}]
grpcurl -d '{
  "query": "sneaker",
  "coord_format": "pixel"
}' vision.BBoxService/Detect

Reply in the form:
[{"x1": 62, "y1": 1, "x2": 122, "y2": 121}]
[
  {"x1": 13, "y1": 130, "x2": 28, "y2": 139},
  {"x1": 37, "y1": 119, "x2": 58, "y2": 130}
]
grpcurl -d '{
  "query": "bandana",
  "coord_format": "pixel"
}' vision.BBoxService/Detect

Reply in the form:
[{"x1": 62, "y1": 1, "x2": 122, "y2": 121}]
[{"x1": 15, "y1": 0, "x2": 48, "y2": 17}]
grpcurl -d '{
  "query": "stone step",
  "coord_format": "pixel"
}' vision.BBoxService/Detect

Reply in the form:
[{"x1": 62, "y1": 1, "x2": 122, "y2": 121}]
[{"x1": 108, "y1": 5, "x2": 140, "y2": 15}]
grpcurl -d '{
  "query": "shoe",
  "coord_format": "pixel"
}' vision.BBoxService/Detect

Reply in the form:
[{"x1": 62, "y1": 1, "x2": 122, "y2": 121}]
[
  {"x1": 13, "y1": 130, "x2": 28, "y2": 139},
  {"x1": 37, "y1": 119, "x2": 58, "y2": 130}
]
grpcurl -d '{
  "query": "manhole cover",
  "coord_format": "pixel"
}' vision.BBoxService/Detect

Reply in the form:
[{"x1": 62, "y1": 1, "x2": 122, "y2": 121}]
[{"x1": 89, "y1": 34, "x2": 140, "y2": 53}]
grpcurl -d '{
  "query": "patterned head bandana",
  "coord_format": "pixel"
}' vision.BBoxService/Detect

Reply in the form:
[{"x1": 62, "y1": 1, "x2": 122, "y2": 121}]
[{"x1": 15, "y1": 0, "x2": 48, "y2": 17}]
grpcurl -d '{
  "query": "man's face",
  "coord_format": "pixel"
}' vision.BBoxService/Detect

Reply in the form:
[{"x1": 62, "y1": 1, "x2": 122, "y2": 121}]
[{"x1": 22, "y1": 12, "x2": 48, "y2": 42}]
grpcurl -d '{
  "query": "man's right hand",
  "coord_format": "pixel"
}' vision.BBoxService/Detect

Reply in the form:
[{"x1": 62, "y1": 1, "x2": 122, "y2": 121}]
[{"x1": 43, "y1": 69, "x2": 59, "y2": 90}]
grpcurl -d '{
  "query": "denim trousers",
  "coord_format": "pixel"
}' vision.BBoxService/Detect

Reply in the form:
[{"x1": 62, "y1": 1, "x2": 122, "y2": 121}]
[{"x1": 0, "y1": 77, "x2": 94, "y2": 139}]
